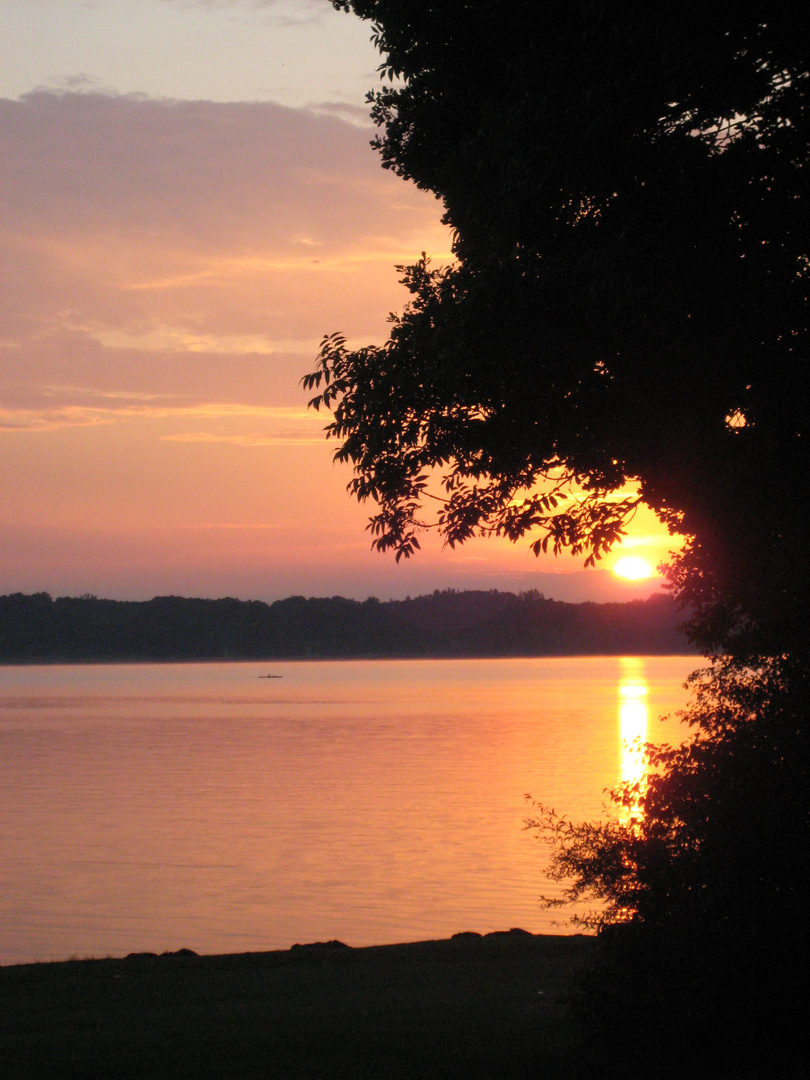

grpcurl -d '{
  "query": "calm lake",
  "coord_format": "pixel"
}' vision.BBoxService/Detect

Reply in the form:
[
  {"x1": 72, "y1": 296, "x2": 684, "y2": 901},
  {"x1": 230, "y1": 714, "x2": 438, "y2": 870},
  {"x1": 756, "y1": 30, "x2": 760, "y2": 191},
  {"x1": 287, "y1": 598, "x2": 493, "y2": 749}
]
[{"x1": 0, "y1": 656, "x2": 696, "y2": 965}]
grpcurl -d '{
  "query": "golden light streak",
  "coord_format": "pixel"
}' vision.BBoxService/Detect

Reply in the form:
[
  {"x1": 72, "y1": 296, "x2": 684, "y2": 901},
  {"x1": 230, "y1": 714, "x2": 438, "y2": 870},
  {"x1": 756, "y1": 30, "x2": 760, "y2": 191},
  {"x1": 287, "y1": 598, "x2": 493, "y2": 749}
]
[{"x1": 619, "y1": 659, "x2": 649, "y2": 820}]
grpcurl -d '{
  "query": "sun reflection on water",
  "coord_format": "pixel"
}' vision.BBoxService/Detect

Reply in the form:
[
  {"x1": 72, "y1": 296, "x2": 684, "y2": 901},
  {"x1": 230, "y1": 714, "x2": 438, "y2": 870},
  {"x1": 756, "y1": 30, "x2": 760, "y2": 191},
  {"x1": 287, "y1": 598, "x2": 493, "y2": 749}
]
[{"x1": 619, "y1": 658, "x2": 649, "y2": 819}]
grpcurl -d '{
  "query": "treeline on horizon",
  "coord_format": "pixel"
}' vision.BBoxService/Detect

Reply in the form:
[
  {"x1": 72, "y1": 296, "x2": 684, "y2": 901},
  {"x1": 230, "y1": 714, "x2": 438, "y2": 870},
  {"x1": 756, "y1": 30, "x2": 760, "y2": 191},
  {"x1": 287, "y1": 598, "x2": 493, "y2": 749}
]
[{"x1": 0, "y1": 589, "x2": 693, "y2": 662}]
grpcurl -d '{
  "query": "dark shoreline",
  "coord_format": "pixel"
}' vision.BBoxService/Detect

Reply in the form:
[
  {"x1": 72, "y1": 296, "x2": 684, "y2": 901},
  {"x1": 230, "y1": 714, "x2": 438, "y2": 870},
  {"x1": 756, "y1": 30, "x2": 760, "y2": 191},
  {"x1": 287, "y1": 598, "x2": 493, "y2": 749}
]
[
  {"x1": 1, "y1": 931, "x2": 595, "y2": 1079},
  {"x1": 1, "y1": 589, "x2": 693, "y2": 663},
  {"x1": 0, "y1": 650, "x2": 696, "y2": 667}
]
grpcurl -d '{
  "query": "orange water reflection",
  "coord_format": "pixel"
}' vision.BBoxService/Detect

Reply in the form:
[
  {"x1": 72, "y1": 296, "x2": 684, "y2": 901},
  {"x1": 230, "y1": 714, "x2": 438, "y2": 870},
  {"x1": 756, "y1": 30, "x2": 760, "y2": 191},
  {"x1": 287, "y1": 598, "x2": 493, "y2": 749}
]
[
  {"x1": 619, "y1": 658, "x2": 649, "y2": 819},
  {"x1": 0, "y1": 657, "x2": 694, "y2": 962}
]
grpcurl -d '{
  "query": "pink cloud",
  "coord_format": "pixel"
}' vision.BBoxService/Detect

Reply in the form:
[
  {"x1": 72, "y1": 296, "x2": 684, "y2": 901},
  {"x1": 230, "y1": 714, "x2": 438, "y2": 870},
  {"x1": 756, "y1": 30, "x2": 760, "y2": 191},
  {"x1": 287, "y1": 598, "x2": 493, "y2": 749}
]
[
  {"x1": 0, "y1": 89, "x2": 669, "y2": 603},
  {"x1": 0, "y1": 89, "x2": 449, "y2": 422}
]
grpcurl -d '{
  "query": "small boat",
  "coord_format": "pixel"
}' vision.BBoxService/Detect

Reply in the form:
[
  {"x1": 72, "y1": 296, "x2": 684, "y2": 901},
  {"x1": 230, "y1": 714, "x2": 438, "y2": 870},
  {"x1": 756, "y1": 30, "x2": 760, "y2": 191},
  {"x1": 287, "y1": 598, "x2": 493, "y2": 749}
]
[{"x1": 258, "y1": 674, "x2": 282, "y2": 679}]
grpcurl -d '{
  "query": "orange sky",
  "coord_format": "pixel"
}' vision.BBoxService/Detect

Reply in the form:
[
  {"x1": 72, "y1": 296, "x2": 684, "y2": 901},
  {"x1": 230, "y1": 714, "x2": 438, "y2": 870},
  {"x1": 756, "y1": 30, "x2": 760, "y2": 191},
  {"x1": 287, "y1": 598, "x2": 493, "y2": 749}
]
[{"x1": 0, "y1": 3, "x2": 677, "y2": 603}]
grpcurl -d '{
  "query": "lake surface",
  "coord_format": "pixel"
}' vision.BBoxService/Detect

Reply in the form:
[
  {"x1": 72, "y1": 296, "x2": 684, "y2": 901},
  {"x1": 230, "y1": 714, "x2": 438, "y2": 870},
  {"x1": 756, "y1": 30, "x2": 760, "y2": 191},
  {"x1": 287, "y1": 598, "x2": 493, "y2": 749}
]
[{"x1": 0, "y1": 656, "x2": 696, "y2": 965}]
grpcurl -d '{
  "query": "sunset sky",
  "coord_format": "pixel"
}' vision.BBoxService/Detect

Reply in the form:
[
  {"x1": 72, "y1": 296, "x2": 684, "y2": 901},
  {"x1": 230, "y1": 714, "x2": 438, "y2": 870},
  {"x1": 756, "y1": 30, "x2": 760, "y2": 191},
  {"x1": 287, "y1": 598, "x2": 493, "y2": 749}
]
[{"x1": 1, "y1": 0, "x2": 676, "y2": 603}]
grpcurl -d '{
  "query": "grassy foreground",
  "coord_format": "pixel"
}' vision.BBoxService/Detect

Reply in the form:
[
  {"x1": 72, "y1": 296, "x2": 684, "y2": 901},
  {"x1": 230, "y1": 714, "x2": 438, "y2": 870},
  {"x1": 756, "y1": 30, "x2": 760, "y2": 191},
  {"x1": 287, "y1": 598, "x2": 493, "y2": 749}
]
[{"x1": 1, "y1": 931, "x2": 595, "y2": 1079}]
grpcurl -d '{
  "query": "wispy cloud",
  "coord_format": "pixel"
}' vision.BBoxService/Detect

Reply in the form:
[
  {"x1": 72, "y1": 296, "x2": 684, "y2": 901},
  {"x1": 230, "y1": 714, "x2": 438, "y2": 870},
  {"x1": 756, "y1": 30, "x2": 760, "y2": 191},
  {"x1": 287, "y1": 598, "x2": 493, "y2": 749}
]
[
  {"x1": 0, "y1": 392, "x2": 322, "y2": 434},
  {"x1": 166, "y1": 0, "x2": 331, "y2": 26},
  {"x1": 160, "y1": 429, "x2": 323, "y2": 446},
  {"x1": 309, "y1": 101, "x2": 375, "y2": 128}
]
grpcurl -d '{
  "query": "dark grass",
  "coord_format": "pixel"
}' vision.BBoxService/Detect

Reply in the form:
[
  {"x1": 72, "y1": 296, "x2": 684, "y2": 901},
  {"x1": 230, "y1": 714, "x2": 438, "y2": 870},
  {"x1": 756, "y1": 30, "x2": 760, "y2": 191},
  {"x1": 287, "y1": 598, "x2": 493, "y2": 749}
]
[{"x1": 0, "y1": 931, "x2": 595, "y2": 1080}]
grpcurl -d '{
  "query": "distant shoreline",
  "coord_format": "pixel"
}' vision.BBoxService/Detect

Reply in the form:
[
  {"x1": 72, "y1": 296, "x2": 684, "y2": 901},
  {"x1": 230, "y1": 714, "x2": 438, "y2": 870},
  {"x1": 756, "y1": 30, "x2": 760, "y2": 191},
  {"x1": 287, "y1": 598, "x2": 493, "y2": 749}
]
[
  {"x1": 1, "y1": 589, "x2": 696, "y2": 664},
  {"x1": 0, "y1": 650, "x2": 697, "y2": 667}
]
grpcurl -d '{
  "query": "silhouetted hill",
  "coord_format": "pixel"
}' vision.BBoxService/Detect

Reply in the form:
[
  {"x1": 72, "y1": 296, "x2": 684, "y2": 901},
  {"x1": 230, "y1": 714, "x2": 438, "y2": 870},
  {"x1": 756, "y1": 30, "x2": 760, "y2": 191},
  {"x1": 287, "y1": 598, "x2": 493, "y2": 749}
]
[{"x1": 0, "y1": 589, "x2": 693, "y2": 662}]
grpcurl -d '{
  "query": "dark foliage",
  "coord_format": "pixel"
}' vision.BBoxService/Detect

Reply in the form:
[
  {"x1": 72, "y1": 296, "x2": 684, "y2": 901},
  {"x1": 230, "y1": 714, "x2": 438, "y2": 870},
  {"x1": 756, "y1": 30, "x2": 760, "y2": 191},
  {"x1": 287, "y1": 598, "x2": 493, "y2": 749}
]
[
  {"x1": 0, "y1": 590, "x2": 689, "y2": 662},
  {"x1": 309, "y1": 3, "x2": 809, "y2": 658},
  {"x1": 311, "y1": 5, "x2": 810, "y2": 1076},
  {"x1": 528, "y1": 656, "x2": 809, "y2": 1074}
]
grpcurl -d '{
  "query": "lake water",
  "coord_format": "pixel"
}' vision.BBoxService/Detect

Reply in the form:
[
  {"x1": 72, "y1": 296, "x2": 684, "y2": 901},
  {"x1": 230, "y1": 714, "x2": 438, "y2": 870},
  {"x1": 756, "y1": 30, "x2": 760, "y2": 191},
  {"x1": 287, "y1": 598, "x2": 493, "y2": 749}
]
[{"x1": 0, "y1": 656, "x2": 696, "y2": 965}]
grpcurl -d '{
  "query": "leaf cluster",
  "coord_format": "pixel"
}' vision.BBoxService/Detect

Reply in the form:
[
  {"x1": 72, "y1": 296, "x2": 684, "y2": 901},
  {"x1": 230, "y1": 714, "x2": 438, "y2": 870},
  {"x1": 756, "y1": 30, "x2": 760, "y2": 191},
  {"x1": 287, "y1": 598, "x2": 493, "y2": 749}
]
[{"x1": 304, "y1": 261, "x2": 641, "y2": 564}]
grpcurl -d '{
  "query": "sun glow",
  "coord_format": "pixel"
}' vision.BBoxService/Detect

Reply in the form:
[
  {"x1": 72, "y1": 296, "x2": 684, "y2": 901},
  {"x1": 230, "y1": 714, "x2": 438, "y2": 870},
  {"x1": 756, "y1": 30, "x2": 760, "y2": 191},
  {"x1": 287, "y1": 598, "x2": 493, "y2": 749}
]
[{"x1": 613, "y1": 555, "x2": 654, "y2": 580}]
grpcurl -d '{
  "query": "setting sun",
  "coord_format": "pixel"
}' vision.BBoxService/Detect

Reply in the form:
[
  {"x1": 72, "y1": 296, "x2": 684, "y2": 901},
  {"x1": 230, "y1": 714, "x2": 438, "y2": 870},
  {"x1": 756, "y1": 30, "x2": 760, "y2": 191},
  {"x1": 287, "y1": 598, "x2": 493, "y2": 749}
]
[{"x1": 613, "y1": 556, "x2": 654, "y2": 580}]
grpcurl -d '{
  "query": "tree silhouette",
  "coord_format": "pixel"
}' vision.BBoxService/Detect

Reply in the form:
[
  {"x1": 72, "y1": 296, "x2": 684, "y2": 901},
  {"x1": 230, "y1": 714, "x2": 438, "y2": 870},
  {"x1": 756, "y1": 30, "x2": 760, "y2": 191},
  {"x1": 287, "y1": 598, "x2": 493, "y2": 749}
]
[
  {"x1": 311, "y1": 4, "x2": 809, "y2": 1074},
  {"x1": 309, "y1": 3, "x2": 809, "y2": 657}
]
